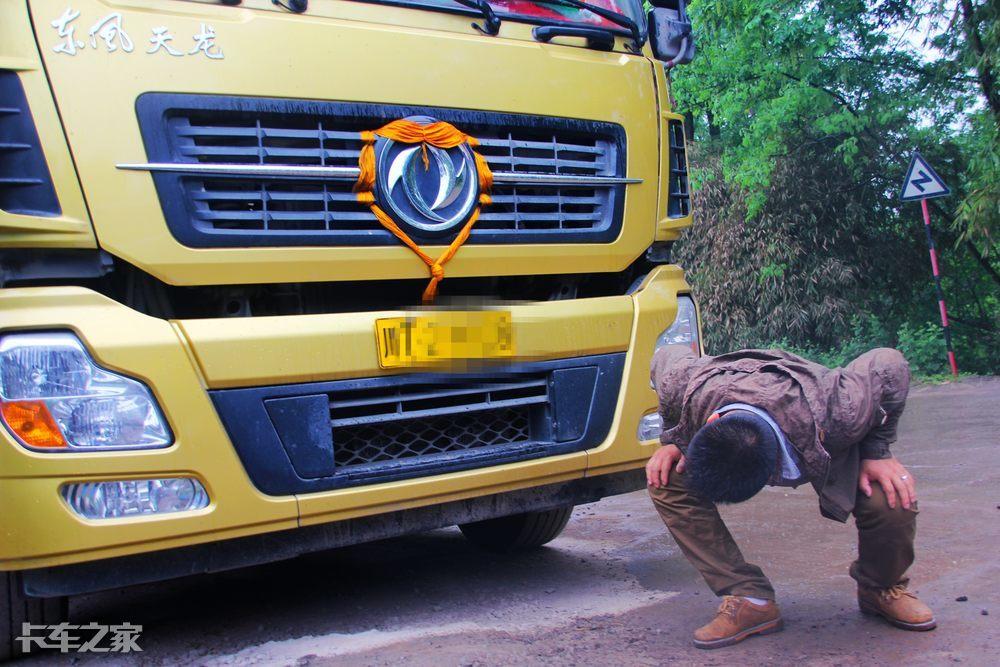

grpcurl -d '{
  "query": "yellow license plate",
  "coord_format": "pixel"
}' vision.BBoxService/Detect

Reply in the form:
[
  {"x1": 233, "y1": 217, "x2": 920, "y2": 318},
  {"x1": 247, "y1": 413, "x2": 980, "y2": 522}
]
[{"x1": 375, "y1": 311, "x2": 515, "y2": 368}]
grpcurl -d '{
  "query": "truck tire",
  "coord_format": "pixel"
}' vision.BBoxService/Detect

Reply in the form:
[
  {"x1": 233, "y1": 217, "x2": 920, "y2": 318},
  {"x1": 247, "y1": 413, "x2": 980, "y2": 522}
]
[
  {"x1": 459, "y1": 506, "x2": 573, "y2": 552},
  {"x1": 1, "y1": 572, "x2": 68, "y2": 661}
]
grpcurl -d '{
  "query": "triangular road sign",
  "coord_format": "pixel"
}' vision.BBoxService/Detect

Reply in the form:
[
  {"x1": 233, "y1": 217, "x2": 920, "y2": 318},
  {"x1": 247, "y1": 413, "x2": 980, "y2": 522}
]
[{"x1": 900, "y1": 152, "x2": 950, "y2": 201}]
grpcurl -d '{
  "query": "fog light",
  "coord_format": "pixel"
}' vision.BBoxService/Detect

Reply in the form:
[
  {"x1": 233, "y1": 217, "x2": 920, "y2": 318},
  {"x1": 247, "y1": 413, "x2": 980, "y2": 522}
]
[
  {"x1": 637, "y1": 412, "x2": 663, "y2": 441},
  {"x1": 62, "y1": 477, "x2": 209, "y2": 519}
]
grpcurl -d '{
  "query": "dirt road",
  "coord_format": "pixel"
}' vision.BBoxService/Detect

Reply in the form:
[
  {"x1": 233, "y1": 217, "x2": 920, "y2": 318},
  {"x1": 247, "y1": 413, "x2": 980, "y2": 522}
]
[{"x1": 28, "y1": 377, "x2": 999, "y2": 666}]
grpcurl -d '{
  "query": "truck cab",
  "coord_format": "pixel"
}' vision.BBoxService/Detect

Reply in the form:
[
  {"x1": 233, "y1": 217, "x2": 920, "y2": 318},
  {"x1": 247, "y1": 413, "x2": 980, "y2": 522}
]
[{"x1": 0, "y1": 1, "x2": 697, "y2": 657}]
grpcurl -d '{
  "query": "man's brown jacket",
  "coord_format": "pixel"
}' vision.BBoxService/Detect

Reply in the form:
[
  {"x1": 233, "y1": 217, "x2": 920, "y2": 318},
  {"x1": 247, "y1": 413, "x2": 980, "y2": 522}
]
[{"x1": 650, "y1": 346, "x2": 910, "y2": 522}]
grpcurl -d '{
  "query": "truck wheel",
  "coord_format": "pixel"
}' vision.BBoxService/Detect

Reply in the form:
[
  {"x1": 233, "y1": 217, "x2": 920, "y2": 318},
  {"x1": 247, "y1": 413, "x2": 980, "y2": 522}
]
[
  {"x1": 1, "y1": 572, "x2": 68, "y2": 661},
  {"x1": 459, "y1": 506, "x2": 573, "y2": 552}
]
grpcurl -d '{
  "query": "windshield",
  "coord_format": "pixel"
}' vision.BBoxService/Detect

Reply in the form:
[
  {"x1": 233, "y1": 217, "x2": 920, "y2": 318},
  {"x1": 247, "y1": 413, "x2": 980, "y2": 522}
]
[{"x1": 364, "y1": 1, "x2": 646, "y2": 32}]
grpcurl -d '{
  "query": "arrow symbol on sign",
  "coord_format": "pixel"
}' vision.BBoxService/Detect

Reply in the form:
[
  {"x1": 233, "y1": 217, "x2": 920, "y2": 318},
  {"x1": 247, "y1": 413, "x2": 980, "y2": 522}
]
[
  {"x1": 912, "y1": 170, "x2": 932, "y2": 192},
  {"x1": 900, "y1": 152, "x2": 951, "y2": 201}
]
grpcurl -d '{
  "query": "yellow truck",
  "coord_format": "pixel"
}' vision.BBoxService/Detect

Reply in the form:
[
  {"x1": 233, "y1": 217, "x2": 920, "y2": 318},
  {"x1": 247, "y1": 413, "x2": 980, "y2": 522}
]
[{"x1": 0, "y1": 0, "x2": 698, "y2": 656}]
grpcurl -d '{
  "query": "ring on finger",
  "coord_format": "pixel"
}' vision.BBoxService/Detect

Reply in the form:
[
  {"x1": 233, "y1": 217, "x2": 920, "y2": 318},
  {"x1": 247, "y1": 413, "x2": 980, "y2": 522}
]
[{"x1": 900, "y1": 475, "x2": 908, "y2": 480}]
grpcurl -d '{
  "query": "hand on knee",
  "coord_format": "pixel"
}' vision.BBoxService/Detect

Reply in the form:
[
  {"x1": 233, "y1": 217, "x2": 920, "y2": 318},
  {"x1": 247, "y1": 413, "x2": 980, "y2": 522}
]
[{"x1": 859, "y1": 458, "x2": 917, "y2": 510}]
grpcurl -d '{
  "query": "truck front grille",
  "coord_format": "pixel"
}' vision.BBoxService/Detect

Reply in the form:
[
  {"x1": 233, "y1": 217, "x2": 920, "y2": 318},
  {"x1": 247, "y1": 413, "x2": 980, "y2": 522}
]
[{"x1": 135, "y1": 95, "x2": 627, "y2": 247}]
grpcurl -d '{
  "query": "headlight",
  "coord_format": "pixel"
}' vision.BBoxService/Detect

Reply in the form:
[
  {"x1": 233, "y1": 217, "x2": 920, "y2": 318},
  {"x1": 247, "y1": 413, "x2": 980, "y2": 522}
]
[
  {"x1": 0, "y1": 332, "x2": 171, "y2": 451},
  {"x1": 654, "y1": 295, "x2": 700, "y2": 354}
]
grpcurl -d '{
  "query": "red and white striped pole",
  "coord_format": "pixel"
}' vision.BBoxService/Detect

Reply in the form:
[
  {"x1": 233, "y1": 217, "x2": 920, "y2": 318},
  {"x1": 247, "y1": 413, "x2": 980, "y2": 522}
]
[{"x1": 919, "y1": 198, "x2": 959, "y2": 377}]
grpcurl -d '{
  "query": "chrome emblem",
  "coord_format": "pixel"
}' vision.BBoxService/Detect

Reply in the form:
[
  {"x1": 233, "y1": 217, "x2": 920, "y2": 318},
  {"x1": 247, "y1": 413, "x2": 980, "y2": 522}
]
[{"x1": 375, "y1": 121, "x2": 480, "y2": 235}]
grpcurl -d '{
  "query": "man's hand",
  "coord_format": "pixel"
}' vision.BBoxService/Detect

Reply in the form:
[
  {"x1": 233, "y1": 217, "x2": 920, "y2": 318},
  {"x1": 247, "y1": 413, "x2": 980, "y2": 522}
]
[
  {"x1": 859, "y1": 457, "x2": 917, "y2": 510},
  {"x1": 646, "y1": 444, "x2": 686, "y2": 488}
]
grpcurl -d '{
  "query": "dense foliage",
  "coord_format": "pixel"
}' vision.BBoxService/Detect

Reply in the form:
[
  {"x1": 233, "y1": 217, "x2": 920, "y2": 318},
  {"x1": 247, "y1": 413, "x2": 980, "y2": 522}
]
[{"x1": 668, "y1": 0, "x2": 999, "y2": 375}]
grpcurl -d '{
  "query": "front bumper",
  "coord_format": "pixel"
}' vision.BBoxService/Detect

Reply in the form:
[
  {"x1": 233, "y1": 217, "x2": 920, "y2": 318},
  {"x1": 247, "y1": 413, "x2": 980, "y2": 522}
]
[{"x1": 0, "y1": 265, "x2": 687, "y2": 571}]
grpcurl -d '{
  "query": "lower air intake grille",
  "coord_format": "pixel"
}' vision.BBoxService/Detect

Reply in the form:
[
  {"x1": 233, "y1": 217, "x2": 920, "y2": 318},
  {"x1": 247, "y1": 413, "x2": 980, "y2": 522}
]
[
  {"x1": 210, "y1": 354, "x2": 626, "y2": 494},
  {"x1": 333, "y1": 406, "x2": 532, "y2": 468},
  {"x1": 327, "y1": 375, "x2": 548, "y2": 469}
]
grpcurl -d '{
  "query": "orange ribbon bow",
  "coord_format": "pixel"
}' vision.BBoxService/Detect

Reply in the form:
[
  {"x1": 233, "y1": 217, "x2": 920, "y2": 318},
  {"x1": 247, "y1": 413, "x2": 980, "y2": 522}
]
[{"x1": 354, "y1": 119, "x2": 493, "y2": 304}]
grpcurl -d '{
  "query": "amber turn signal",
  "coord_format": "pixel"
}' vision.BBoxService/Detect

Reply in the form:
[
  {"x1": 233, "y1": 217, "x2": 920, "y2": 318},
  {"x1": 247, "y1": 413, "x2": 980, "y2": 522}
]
[{"x1": 0, "y1": 400, "x2": 68, "y2": 449}]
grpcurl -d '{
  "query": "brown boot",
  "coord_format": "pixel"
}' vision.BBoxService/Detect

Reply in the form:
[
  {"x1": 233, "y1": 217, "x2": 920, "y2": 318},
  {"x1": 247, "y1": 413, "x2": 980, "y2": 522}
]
[
  {"x1": 692, "y1": 596, "x2": 783, "y2": 649},
  {"x1": 858, "y1": 584, "x2": 937, "y2": 631}
]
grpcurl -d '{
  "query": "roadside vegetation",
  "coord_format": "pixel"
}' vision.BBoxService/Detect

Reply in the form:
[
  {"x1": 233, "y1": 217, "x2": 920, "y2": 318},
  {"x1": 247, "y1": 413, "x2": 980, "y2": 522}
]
[{"x1": 669, "y1": 0, "x2": 999, "y2": 376}]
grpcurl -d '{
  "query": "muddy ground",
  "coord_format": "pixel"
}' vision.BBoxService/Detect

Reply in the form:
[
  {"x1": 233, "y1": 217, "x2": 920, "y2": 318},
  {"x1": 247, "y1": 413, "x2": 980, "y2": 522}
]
[{"x1": 27, "y1": 377, "x2": 999, "y2": 666}]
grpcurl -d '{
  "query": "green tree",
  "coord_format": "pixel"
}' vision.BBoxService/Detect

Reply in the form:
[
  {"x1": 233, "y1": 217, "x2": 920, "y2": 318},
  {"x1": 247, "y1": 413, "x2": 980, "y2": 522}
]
[
  {"x1": 668, "y1": 0, "x2": 999, "y2": 373},
  {"x1": 934, "y1": 0, "x2": 1000, "y2": 253}
]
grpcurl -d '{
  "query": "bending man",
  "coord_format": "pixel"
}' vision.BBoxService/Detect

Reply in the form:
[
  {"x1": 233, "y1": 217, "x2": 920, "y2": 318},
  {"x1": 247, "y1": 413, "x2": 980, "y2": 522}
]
[{"x1": 647, "y1": 346, "x2": 935, "y2": 649}]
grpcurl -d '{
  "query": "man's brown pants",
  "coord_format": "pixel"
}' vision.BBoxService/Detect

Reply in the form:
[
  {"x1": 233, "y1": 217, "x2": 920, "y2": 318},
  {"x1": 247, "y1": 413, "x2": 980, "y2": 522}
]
[{"x1": 648, "y1": 471, "x2": 917, "y2": 600}]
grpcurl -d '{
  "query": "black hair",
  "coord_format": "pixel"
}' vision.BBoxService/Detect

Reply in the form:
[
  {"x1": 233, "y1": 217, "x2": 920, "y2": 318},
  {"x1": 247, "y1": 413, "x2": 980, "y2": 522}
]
[{"x1": 686, "y1": 412, "x2": 779, "y2": 504}]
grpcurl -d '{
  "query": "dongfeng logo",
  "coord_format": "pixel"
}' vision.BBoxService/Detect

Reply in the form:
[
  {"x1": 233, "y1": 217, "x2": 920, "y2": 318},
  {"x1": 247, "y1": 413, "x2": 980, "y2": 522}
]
[{"x1": 375, "y1": 120, "x2": 480, "y2": 234}]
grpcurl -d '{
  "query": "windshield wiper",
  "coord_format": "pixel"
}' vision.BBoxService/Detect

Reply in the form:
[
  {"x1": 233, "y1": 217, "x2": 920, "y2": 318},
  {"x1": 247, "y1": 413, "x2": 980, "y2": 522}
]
[
  {"x1": 528, "y1": 0, "x2": 643, "y2": 53},
  {"x1": 453, "y1": 0, "x2": 501, "y2": 35},
  {"x1": 271, "y1": 0, "x2": 307, "y2": 12}
]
